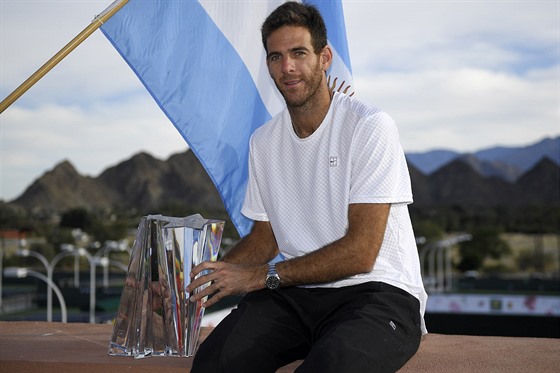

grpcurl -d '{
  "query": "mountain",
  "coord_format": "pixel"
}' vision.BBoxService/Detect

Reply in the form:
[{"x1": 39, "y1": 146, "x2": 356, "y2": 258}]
[
  {"x1": 8, "y1": 148, "x2": 559, "y2": 214},
  {"x1": 10, "y1": 151, "x2": 224, "y2": 214},
  {"x1": 417, "y1": 158, "x2": 514, "y2": 206},
  {"x1": 409, "y1": 156, "x2": 559, "y2": 207},
  {"x1": 475, "y1": 137, "x2": 560, "y2": 171},
  {"x1": 10, "y1": 161, "x2": 114, "y2": 211},
  {"x1": 455, "y1": 154, "x2": 522, "y2": 182},
  {"x1": 405, "y1": 150, "x2": 460, "y2": 175},
  {"x1": 406, "y1": 136, "x2": 559, "y2": 180},
  {"x1": 95, "y1": 151, "x2": 223, "y2": 211},
  {"x1": 513, "y1": 158, "x2": 560, "y2": 206}
]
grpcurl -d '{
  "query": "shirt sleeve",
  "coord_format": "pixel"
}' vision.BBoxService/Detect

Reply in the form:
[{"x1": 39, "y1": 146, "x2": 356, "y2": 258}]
[
  {"x1": 241, "y1": 135, "x2": 269, "y2": 221},
  {"x1": 349, "y1": 111, "x2": 413, "y2": 204}
]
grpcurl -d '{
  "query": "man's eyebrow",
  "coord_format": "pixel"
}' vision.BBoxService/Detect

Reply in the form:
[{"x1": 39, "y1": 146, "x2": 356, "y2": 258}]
[
  {"x1": 291, "y1": 46, "x2": 310, "y2": 53},
  {"x1": 267, "y1": 46, "x2": 310, "y2": 59}
]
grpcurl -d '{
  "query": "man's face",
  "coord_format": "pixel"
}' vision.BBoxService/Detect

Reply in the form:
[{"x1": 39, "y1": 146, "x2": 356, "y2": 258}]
[{"x1": 266, "y1": 26, "x2": 327, "y2": 108}]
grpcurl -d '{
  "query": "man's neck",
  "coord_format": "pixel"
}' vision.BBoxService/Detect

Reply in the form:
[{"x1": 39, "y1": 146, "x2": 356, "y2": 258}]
[{"x1": 289, "y1": 85, "x2": 332, "y2": 138}]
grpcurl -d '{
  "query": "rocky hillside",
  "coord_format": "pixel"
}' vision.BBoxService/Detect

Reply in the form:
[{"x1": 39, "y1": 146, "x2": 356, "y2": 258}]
[
  {"x1": 8, "y1": 150, "x2": 560, "y2": 213},
  {"x1": 406, "y1": 136, "x2": 559, "y2": 181},
  {"x1": 410, "y1": 157, "x2": 559, "y2": 207},
  {"x1": 10, "y1": 151, "x2": 223, "y2": 213}
]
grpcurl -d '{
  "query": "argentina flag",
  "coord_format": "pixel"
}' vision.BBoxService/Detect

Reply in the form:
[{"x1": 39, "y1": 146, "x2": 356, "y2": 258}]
[{"x1": 101, "y1": 0, "x2": 352, "y2": 237}]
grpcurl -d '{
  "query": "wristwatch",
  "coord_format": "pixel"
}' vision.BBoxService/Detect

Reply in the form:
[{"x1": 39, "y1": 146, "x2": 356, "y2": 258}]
[{"x1": 265, "y1": 263, "x2": 281, "y2": 290}]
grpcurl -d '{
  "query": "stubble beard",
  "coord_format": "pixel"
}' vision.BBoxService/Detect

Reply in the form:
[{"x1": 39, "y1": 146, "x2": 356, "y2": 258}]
[{"x1": 276, "y1": 60, "x2": 324, "y2": 109}]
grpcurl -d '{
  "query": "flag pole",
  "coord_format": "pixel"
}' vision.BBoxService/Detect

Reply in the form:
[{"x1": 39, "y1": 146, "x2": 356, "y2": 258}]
[{"x1": 0, "y1": 0, "x2": 129, "y2": 114}]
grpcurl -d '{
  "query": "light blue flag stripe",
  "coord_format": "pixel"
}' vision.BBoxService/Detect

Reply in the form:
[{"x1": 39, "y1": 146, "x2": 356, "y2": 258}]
[
  {"x1": 101, "y1": 0, "x2": 352, "y2": 237},
  {"x1": 305, "y1": 0, "x2": 352, "y2": 74},
  {"x1": 101, "y1": 1, "x2": 270, "y2": 236}
]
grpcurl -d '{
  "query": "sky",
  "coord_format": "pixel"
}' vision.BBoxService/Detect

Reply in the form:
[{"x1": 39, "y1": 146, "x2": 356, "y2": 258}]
[{"x1": 1, "y1": 0, "x2": 558, "y2": 201}]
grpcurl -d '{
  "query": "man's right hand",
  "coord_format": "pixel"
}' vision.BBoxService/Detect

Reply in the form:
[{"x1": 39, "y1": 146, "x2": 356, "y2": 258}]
[{"x1": 186, "y1": 260, "x2": 267, "y2": 308}]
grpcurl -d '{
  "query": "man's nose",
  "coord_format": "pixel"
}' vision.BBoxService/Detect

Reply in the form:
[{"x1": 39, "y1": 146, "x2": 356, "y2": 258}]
[{"x1": 281, "y1": 56, "x2": 295, "y2": 73}]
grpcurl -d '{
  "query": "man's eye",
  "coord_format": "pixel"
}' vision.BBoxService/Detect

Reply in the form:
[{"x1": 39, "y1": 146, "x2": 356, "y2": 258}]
[{"x1": 269, "y1": 55, "x2": 281, "y2": 62}]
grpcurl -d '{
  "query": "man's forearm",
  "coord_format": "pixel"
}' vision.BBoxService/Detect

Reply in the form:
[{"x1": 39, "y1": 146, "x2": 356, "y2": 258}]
[
  {"x1": 222, "y1": 237, "x2": 276, "y2": 265},
  {"x1": 276, "y1": 236, "x2": 373, "y2": 286},
  {"x1": 276, "y1": 203, "x2": 389, "y2": 287},
  {"x1": 222, "y1": 220, "x2": 278, "y2": 265}
]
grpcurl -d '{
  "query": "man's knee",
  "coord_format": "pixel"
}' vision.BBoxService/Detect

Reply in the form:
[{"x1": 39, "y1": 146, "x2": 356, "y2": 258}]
[
  {"x1": 191, "y1": 316, "x2": 283, "y2": 373},
  {"x1": 192, "y1": 336, "x2": 280, "y2": 373},
  {"x1": 191, "y1": 336, "x2": 222, "y2": 373}
]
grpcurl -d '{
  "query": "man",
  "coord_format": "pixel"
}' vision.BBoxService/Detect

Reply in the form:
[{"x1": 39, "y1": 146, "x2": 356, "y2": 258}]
[{"x1": 187, "y1": 2, "x2": 427, "y2": 372}]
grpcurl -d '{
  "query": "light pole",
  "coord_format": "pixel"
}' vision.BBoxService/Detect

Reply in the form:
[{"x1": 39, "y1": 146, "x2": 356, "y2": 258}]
[
  {"x1": 56, "y1": 245, "x2": 112, "y2": 324},
  {"x1": 82, "y1": 248, "x2": 97, "y2": 324},
  {"x1": 4, "y1": 267, "x2": 67, "y2": 323},
  {"x1": 60, "y1": 244, "x2": 80, "y2": 287},
  {"x1": 420, "y1": 234, "x2": 472, "y2": 293},
  {"x1": 15, "y1": 249, "x2": 52, "y2": 321},
  {"x1": 0, "y1": 237, "x2": 4, "y2": 313},
  {"x1": 47, "y1": 249, "x2": 83, "y2": 322},
  {"x1": 95, "y1": 240, "x2": 129, "y2": 288},
  {"x1": 65, "y1": 247, "x2": 99, "y2": 324}
]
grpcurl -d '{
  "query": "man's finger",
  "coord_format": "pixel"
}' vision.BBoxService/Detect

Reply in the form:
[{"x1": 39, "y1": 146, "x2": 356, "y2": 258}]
[
  {"x1": 201, "y1": 289, "x2": 224, "y2": 308},
  {"x1": 186, "y1": 269, "x2": 216, "y2": 293},
  {"x1": 190, "y1": 260, "x2": 219, "y2": 277},
  {"x1": 189, "y1": 280, "x2": 220, "y2": 303}
]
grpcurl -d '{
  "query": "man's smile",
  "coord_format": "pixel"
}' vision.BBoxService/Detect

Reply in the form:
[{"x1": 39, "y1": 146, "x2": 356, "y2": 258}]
[{"x1": 284, "y1": 79, "x2": 303, "y2": 87}]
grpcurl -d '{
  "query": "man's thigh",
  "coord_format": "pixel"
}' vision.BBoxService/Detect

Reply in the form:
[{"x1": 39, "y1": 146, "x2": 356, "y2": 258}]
[
  {"x1": 297, "y1": 284, "x2": 422, "y2": 373},
  {"x1": 192, "y1": 290, "x2": 309, "y2": 373}
]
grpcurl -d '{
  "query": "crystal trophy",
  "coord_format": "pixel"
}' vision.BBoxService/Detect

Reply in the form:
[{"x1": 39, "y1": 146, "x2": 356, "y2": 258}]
[{"x1": 108, "y1": 214, "x2": 224, "y2": 358}]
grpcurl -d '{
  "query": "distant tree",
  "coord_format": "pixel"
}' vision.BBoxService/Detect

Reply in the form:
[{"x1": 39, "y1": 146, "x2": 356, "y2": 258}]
[
  {"x1": 46, "y1": 227, "x2": 75, "y2": 253},
  {"x1": 517, "y1": 206, "x2": 560, "y2": 234},
  {"x1": 89, "y1": 219, "x2": 128, "y2": 242},
  {"x1": 516, "y1": 237, "x2": 556, "y2": 273},
  {"x1": 0, "y1": 203, "x2": 28, "y2": 230},
  {"x1": 28, "y1": 241, "x2": 55, "y2": 261},
  {"x1": 59, "y1": 208, "x2": 93, "y2": 230},
  {"x1": 457, "y1": 226, "x2": 511, "y2": 272},
  {"x1": 413, "y1": 220, "x2": 444, "y2": 243}
]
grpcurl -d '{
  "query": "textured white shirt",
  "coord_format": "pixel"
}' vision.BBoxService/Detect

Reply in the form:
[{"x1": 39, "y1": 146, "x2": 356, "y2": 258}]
[{"x1": 242, "y1": 92, "x2": 427, "y2": 333}]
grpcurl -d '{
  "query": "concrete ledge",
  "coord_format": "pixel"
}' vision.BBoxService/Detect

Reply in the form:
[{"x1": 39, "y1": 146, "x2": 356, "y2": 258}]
[{"x1": 1, "y1": 321, "x2": 559, "y2": 372}]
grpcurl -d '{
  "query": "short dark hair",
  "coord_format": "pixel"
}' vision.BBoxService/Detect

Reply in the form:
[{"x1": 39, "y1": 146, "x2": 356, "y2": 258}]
[{"x1": 261, "y1": 1, "x2": 327, "y2": 54}]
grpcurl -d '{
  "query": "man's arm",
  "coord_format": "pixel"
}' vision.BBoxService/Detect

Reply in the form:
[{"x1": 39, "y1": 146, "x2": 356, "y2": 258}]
[
  {"x1": 186, "y1": 220, "x2": 278, "y2": 307},
  {"x1": 222, "y1": 220, "x2": 279, "y2": 265},
  {"x1": 277, "y1": 203, "x2": 390, "y2": 286},
  {"x1": 187, "y1": 203, "x2": 390, "y2": 308}
]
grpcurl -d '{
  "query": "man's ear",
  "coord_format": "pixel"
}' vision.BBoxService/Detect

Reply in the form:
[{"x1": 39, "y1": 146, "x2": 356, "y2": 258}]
[{"x1": 321, "y1": 46, "x2": 333, "y2": 71}]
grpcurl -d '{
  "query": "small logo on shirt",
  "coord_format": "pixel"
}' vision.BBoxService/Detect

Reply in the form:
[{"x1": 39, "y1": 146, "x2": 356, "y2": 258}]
[{"x1": 329, "y1": 156, "x2": 338, "y2": 167}]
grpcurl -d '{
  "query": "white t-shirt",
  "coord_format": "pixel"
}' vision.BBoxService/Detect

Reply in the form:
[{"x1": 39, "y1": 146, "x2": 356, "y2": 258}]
[{"x1": 242, "y1": 92, "x2": 427, "y2": 333}]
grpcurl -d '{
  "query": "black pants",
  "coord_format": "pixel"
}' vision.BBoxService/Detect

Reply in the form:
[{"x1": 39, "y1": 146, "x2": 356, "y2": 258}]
[{"x1": 192, "y1": 281, "x2": 421, "y2": 373}]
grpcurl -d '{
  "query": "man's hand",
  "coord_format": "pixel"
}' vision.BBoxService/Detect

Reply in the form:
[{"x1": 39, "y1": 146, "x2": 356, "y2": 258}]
[
  {"x1": 186, "y1": 220, "x2": 277, "y2": 308},
  {"x1": 186, "y1": 261, "x2": 266, "y2": 308}
]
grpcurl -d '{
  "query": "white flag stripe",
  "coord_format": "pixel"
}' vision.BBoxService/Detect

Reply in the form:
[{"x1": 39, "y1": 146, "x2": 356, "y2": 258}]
[
  {"x1": 328, "y1": 44, "x2": 353, "y2": 95},
  {"x1": 200, "y1": 0, "x2": 286, "y2": 117},
  {"x1": 201, "y1": 0, "x2": 352, "y2": 118},
  {"x1": 100, "y1": 0, "x2": 353, "y2": 236}
]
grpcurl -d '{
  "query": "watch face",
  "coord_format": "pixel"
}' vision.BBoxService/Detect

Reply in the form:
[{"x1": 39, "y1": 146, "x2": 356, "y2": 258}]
[{"x1": 266, "y1": 275, "x2": 281, "y2": 290}]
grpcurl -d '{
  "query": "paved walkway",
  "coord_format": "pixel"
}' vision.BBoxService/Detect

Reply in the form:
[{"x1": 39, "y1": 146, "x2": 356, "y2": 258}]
[{"x1": 1, "y1": 321, "x2": 558, "y2": 372}]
